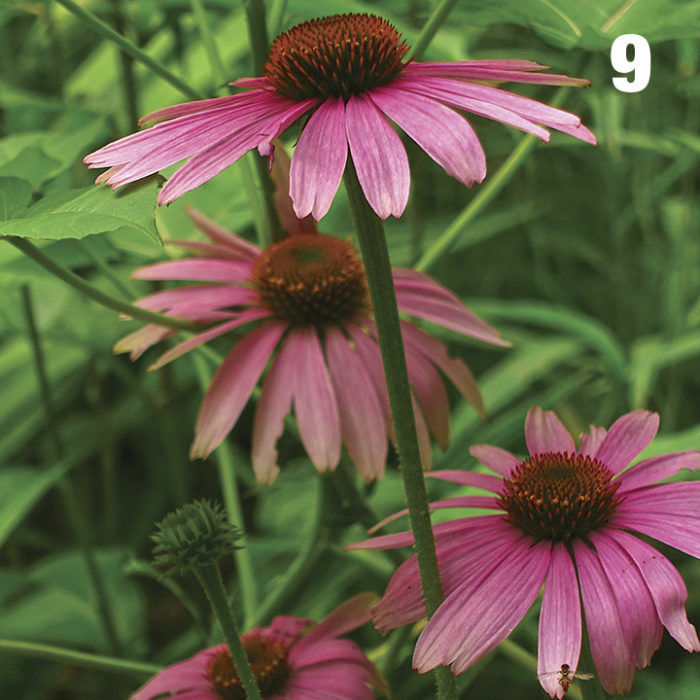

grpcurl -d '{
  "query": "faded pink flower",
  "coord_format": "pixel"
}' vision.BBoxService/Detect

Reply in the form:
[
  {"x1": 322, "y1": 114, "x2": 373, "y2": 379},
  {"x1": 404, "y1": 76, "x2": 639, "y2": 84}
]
[
  {"x1": 349, "y1": 407, "x2": 700, "y2": 697},
  {"x1": 115, "y1": 208, "x2": 508, "y2": 482},
  {"x1": 130, "y1": 593, "x2": 385, "y2": 700},
  {"x1": 85, "y1": 13, "x2": 596, "y2": 219}
]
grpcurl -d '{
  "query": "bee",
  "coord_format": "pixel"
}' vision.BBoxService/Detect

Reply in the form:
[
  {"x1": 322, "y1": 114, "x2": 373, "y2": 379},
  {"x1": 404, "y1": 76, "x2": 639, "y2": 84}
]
[{"x1": 538, "y1": 664, "x2": 594, "y2": 694}]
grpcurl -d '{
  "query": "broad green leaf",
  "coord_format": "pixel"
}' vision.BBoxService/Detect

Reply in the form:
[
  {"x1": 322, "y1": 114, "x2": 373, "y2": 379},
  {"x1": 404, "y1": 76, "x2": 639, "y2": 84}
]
[
  {"x1": 0, "y1": 464, "x2": 69, "y2": 548},
  {"x1": 0, "y1": 178, "x2": 161, "y2": 244},
  {"x1": 0, "y1": 177, "x2": 32, "y2": 221}
]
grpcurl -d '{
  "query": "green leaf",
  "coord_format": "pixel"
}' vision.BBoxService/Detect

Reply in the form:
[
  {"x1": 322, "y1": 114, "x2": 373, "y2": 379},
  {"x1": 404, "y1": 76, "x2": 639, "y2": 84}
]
[
  {"x1": 0, "y1": 178, "x2": 162, "y2": 244},
  {"x1": 0, "y1": 465, "x2": 69, "y2": 548},
  {"x1": 0, "y1": 177, "x2": 32, "y2": 221}
]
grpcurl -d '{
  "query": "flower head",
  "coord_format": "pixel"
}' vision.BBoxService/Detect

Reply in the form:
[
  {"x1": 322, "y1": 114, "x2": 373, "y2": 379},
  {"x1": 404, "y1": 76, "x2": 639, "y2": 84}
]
[
  {"x1": 349, "y1": 407, "x2": 700, "y2": 697},
  {"x1": 131, "y1": 593, "x2": 385, "y2": 699},
  {"x1": 116, "y1": 208, "x2": 507, "y2": 482},
  {"x1": 86, "y1": 13, "x2": 595, "y2": 219}
]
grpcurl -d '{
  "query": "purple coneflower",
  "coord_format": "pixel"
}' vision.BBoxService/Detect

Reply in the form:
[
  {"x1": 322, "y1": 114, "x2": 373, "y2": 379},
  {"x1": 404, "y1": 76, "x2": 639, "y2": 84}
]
[
  {"x1": 85, "y1": 13, "x2": 596, "y2": 219},
  {"x1": 116, "y1": 208, "x2": 507, "y2": 482},
  {"x1": 131, "y1": 593, "x2": 385, "y2": 699},
  {"x1": 349, "y1": 407, "x2": 700, "y2": 696}
]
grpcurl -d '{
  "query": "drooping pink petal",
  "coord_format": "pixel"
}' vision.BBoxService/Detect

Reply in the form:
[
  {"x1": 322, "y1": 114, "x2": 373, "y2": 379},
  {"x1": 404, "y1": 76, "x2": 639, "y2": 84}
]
[
  {"x1": 114, "y1": 323, "x2": 175, "y2": 360},
  {"x1": 137, "y1": 92, "x2": 263, "y2": 125},
  {"x1": 134, "y1": 285, "x2": 258, "y2": 313},
  {"x1": 616, "y1": 450, "x2": 700, "y2": 492},
  {"x1": 611, "y1": 511, "x2": 700, "y2": 558},
  {"x1": 425, "y1": 469, "x2": 503, "y2": 492},
  {"x1": 403, "y1": 61, "x2": 592, "y2": 87},
  {"x1": 525, "y1": 406, "x2": 576, "y2": 455},
  {"x1": 283, "y1": 657, "x2": 378, "y2": 700},
  {"x1": 469, "y1": 444, "x2": 521, "y2": 477},
  {"x1": 594, "y1": 410, "x2": 659, "y2": 474},
  {"x1": 250, "y1": 334, "x2": 297, "y2": 484},
  {"x1": 547, "y1": 120, "x2": 598, "y2": 145},
  {"x1": 130, "y1": 650, "x2": 214, "y2": 700},
  {"x1": 325, "y1": 326, "x2": 387, "y2": 482},
  {"x1": 591, "y1": 531, "x2": 663, "y2": 668},
  {"x1": 229, "y1": 76, "x2": 274, "y2": 89},
  {"x1": 373, "y1": 518, "x2": 517, "y2": 632},
  {"x1": 367, "y1": 495, "x2": 499, "y2": 534},
  {"x1": 158, "y1": 97, "x2": 316, "y2": 204},
  {"x1": 537, "y1": 543, "x2": 581, "y2": 699},
  {"x1": 190, "y1": 321, "x2": 285, "y2": 459},
  {"x1": 290, "y1": 97, "x2": 348, "y2": 220},
  {"x1": 345, "y1": 94, "x2": 409, "y2": 219},
  {"x1": 296, "y1": 593, "x2": 377, "y2": 649},
  {"x1": 148, "y1": 309, "x2": 271, "y2": 370},
  {"x1": 370, "y1": 86, "x2": 486, "y2": 186},
  {"x1": 413, "y1": 396, "x2": 432, "y2": 471},
  {"x1": 400, "y1": 321, "x2": 485, "y2": 418},
  {"x1": 393, "y1": 270, "x2": 508, "y2": 346},
  {"x1": 405, "y1": 342, "x2": 450, "y2": 450},
  {"x1": 395, "y1": 75, "x2": 552, "y2": 141},
  {"x1": 133, "y1": 258, "x2": 253, "y2": 283},
  {"x1": 290, "y1": 326, "x2": 341, "y2": 471},
  {"x1": 616, "y1": 482, "x2": 700, "y2": 518},
  {"x1": 607, "y1": 529, "x2": 700, "y2": 652},
  {"x1": 185, "y1": 207, "x2": 261, "y2": 260},
  {"x1": 573, "y1": 541, "x2": 634, "y2": 694},
  {"x1": 577, "y1": 425, "x2": 607, "y2": 457},
  {"x1": 413, "y1": 537, "x2": 550, "y2": 674}
]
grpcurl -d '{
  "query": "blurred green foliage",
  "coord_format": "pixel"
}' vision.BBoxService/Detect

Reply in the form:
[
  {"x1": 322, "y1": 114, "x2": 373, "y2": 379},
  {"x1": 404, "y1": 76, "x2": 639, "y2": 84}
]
[{"x1": 0, "y1": 1, "x2": 698, "y2": 698}]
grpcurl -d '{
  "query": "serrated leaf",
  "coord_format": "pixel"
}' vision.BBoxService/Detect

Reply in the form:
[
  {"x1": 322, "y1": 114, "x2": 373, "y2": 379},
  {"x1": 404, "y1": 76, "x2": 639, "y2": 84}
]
[{"x1": 0, "y1": 178, "x2": 162, "y2": 244}]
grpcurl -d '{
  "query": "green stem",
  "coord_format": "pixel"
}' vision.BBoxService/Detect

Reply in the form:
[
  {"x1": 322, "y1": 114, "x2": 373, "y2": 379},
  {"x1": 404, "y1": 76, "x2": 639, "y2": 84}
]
[
  {"x1": 267, "y1": 0, "x2": 289, "y2": 38},
  {"x1": 241, "y1": 0, "x2": 270, "y2": 76},
  {"x1": 74, "y1": 240, "x2": 134, "y2": 301},
  {"x1": 193, "y1": 354, "x2": 259, "y2": 627},
  {"x1": 407, "y1": 0, "x2": 460, "y2": 61},
  {"x1": 6, "y1": 237, "x2": 203, "y2": 331},
  {"x1": 190, "y1": 0, "x2": 226, "y2": 86},
  {"x1": 0, "y1": 639, "x2": 160, "y2": 678},
  {"x1": 416, "y1": 88, "x2": 570, "y2": 272},
  {"x1": 55, "y1": 0, "x2": 204, "y2": 100},
  {"x1": 343, "y1": 160, "x2": 457, "y2": 700},
  {"x1": 21, "y1": 285, "x2": 123, "y2": 657},
  {"x1": 108, "y1": 0, "x2": 139, "y2": 130},
  {"x1": 195, "y1": 564, "x2": 263, "y2": 700}
]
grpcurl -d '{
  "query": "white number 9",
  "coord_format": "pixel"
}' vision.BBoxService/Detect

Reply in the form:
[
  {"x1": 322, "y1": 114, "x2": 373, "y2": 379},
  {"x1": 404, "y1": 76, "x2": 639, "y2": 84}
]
[{"x1": 611, "y1": 34, "x2": 651, "y2": 93}]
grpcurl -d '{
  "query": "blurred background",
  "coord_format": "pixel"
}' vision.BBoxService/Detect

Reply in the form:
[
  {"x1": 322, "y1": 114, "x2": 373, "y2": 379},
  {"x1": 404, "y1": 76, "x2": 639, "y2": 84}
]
[{"x1": 0, "y1": 1, "x2": 698, "y2": 698}]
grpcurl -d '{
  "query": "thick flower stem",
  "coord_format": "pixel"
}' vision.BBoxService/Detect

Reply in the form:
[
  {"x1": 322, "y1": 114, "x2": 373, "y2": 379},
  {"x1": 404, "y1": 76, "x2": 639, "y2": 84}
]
[
  {"x1": 408, "y1": 0, "x2": 460, "y2": 61},
  {"x1": 195, "y1": 564, "x2": 263, "y2": 700},
  {"x1": 344, "y1": 161, "x2": 457, "y2": 700},
  {"x1": 5, "y1": 237, "x2": 202, "y2": 332},
  {"x1": 241, "y1": 0, "x2": 270, "y2": 76}
]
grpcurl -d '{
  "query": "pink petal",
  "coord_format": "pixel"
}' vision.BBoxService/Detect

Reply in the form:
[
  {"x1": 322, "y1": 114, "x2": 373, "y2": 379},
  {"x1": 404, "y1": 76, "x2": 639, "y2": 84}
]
[
  {"x1": 537, "y1": 543, "x2": 581, "y2": 699},
  {"x1": 158, "y1": 97, "x2": 316, "y2": 204},
  {"x1": 297, "y1": 593, "x2": 377, "y2": 648},
  {"x1": 130, "y1": 649, "x2": 213, "y2": 700},
  {"x1": 611, "y1": 512, "x2": 700, "y2": 558},
  {"x1": 425, "y1": 469, "x2": 503, "y2": 492},
  {"x1": 525, "y1": 407, "x2": 576, "y2": 455},
  {"x1": 370, "y1": 86, "x2": 486, "y2": 186},
  {"x1": 595, "y1": 410, "x2": 659, "y2": 474},
  {"x1": 133, "y1": 258, "x2": 253, "y2": 283},
  {"x1": 403, "y1": 61, "x2": 592, "y2": 87},
  {"x1": 413, "y1": 537, "x2": 550, "y2": 673},
  {"x1": 616, "y1": 482, "x2": 700, "y2": 518},
  {"x1": 325, "y1": 327, "x2": 387, "y2": 482},
  {"x1": 573, "y1": 541, "x2": 634, "y2": 694},
  {"x1": 577, "y1": 425, "x2": 607, "y2": 457},
  {"x1": 149, "y1": 309, "x2": 270, "y2": 370},
  {"x1": 134, "y1": 285, "x2": 256, "y2": 312},
  {"x1": 185, "y1": 207, "x2": 261, "y2": 260},
  {"x1": 114, "y1": 324, "x2": 174, "y2": 360},
  {"x1": 591, "y1": 531, "x2": 663, "y2": 668},
  {"x1": 250, "y1": 334, "x2": 298, "y2": 484},
  {"x1": 137, "y1": 93, "x2": 260, "y2": 125},
  {"x1": 469, "y1": 444, "x2": 521, "y2": 477},
  {"x1": 607, "y1": 529, "x2": 700, "y2": 652},
  {"x1": 290, "y1": 326, "x2": 341, "y2": 471},
  {"x1": 549, "y1": 120, "x2": 598, "y2": 145},
  {"x1": 400, "y1": 321, "x2": 485, "y2": 418},
  {"x1": 405, "y1": 341, "x2": 450, "y2": 450},
  {"x1": 190, "y1": 321, "x2": 285, "y2": 459},
  {"x1": 413, "y1": 396, "x2": 432, "y2": 471},
  {"x1": 345, "y1": 94, "x2": 409, "y2": 219},
  {"x1": 393, "y1": 270, "x2": 507, "y2": 346},
  {"x1": 373, "y1": 518, "x2": 517, "y2": 632},
  {"x1": 394, "y1": 75, "x2": 551, "y2": 142},
  {"x1": 290, "y1": 98, "x2": 348, "y2": 220},
  {"x1": 616, "y1": 450, "x2": 700, "y2": 492}
]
